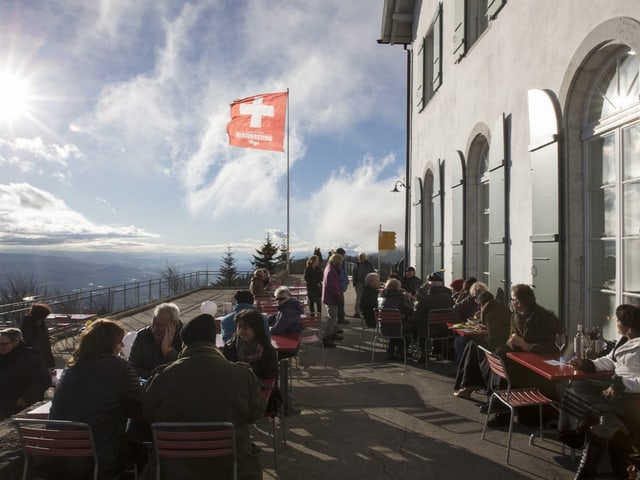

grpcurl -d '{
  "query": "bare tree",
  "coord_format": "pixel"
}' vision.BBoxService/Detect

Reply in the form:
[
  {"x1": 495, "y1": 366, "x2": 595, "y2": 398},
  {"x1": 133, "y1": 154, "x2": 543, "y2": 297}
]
[
  {"x1": 160, "y1": 262, "x2": 186, "y2": 296},
  {"x1": 0, "y1": 272, "x2": 53, "y2": 304}
]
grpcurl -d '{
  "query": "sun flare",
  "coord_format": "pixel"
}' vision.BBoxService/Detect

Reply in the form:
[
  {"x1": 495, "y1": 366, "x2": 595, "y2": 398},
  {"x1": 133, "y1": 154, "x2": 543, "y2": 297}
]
[{"x1": 0, "y1": 72, "x2": 31, "y2": 123}]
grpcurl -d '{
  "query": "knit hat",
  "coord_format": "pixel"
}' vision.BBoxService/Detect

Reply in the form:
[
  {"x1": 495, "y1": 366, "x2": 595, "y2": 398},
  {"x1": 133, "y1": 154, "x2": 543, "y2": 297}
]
[
  {"x1": 450, "y1": 278, "x2": 464, "y2": 291},
  {"x1": 181, "y1": 313, "x2": 216, "y2": 346},
  {"x1": 428, "y1": 271, "x2": 444, "y2": 282},
  {"x1": 234, "y1": 290, "x2": 254, "y2": 305}
]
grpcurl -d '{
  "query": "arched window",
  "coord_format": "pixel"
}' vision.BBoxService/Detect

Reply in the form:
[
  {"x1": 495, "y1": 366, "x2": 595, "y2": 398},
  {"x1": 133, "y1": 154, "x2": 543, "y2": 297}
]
[
  {"x1": 469, "y1": 136, "x2": 490, "y2": 285},
  {"x1": 584, "y1": 49, "x2": 640, "y2": 336}
]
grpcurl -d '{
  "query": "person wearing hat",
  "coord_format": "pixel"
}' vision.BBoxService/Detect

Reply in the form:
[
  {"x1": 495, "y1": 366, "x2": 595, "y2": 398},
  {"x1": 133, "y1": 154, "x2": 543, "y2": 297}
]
[
  {"x1": 220, "y1": 291, "x2": 270, "y2": 343},
  {"x1": 143, "y1": 313, "x2": 267, "y2": 480},
  {"x1": 412, "y1": 271, "x2": 454, "y2": 362},
  {"x1": 401, "y1": 267, "x2": 422, "y2": 298}
]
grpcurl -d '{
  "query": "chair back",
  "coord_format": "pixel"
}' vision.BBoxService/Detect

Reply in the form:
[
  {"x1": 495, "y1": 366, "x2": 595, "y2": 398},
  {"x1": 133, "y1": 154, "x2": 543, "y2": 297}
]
[
  {"x1": 376, "y1": 308, "x2": 403, "y2": 337},
  {"x1": 478, "y1": 345, "x2": 511, "y2": 391},
  {"x1": 152, "y1": 422, "x2": 237, "y2": 480},
  {"x1": 301, "y1": 315, "x2": 320, "y2": 330},
  {"x1": 13, "y1": 418, "x2": 99, "y2": 480}
]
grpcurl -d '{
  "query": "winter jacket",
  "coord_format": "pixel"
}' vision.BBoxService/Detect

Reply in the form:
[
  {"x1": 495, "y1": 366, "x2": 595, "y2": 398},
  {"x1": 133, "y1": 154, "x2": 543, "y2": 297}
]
[
  {"x1": 509, "y1": 303, "x2": 560, "y2": 353},
  {"x1": 303, "y1": 265, "x2": 323, "y2": 296},
  {"x1": 223, "y1": 338, "x2": 278, "y2": 380},
  {"x1": 480, "y1": 300, "x2": 512, "y2": 350},
  {"x1": 269, "y1": 298, "x2": 303, "y2": 335},
  {"x1": 221, "y1": 304, "x2": 270, "y2": 343},
  {"x1": 322, "y1": 264, "x2": 342, "y2": 306},
  {"x1": 352, "y1": 261, "x2": 375, "y2": 287},
  {"x1": 21, "y1": 316, "x2": 55, "y2": 369},
  {"x1": 360, "y1": 284, "x2": 380, "y2": 328},
  {"x1": 128, "y1": 324, "x2": 182, "y2": 379},
  {"x1": 0, "y1": 342, "x2": 50, "y2": 419},
  {"x1": 143, "y1": 343, "x2": 266, "y2": 480},
  {"x1": 587, "y1": 336, "x2": 640, "y2": 393}
]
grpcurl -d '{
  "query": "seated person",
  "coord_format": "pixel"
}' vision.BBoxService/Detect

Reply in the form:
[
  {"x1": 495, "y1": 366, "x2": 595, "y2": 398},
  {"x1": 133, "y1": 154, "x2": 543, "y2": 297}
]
[
  {"x1": 559, "y1": 305, "x2": 640, "y2": 480},
  {"x1": 220, "y1": 290, "x2": 270, "y2": 343},
  {"x1": 453, "y1": 280, "x2": 487, "y2": 324},
  {"x1": 360, "y1": 272, "x2": 381, "y2": 328},
  {"x1": 269, "y1": 287, "x2": 304, "y2": 336},
  {"x1": 20, "y1": 302, "x2": 55, "y2": 371},
  {"x1": 400, "y1": 267, "x2": 422, "y2": 298},
  {"x1": 413, "y1": 271, "x2": 454, "y2": 362},
  {"x1": 453, "y1": 291, "x2": 511, "y2": 399},
  {"x1": 223, "y1": 309, "x2": 278, "y2": 380},
  {"x1": 49, "y1": 320, "x2": 146, "y2": 478},
  {"x1": 143, "y1": 313, "x2": 266, "y2": 480},
  {"x1": 0, "y1": 328, "x2": 50, "y2": 419},
  {"x1": 379, "y1": 278, "x2": 414, "y2": 360},
  {"x1": 249, "y1": 269, "x2": 266, "y2": 296},
  {"x1": 450, "y1": 278, "x2": 465, "y2": 304},
  {"x1": 129, "y1": 302, "x2": 182, "y2": 379}
]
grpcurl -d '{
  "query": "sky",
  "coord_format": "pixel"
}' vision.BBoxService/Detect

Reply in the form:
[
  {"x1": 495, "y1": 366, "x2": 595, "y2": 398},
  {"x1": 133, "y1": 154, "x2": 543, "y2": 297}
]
[{"x1": 0, "y1": 0, "x2": 408, "y2": 259}]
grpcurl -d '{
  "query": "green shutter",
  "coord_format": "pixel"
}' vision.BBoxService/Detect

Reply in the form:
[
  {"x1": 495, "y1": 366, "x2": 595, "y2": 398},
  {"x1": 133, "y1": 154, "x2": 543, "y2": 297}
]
[
  {"x1": 416, "y1": 39, "x2": 425, "y2": 109},
  {"x1": 487, "y1": 0, "x2": 506, "y2": 19},
  {"x1": 413, "y1": 176, "x2": 424, "y2": 278},
  {"x1": 432, "y1": 3, "x2": 443, "y2": 92},
  {"x1": 432, "y1": 163, "x2": 444, "y2": 272},
  {"x1": 488, "y1": 114, "x2": 509, "y2": 301},
  {"x1": 528, "y1": 89, "x2": 562, "y2": 317},
  {"x1": 453, "y1": 0, "x2": 466, "y2": 60},
  {"x1": 450, "y1": 151, "x2": 465, "y2": 280}
]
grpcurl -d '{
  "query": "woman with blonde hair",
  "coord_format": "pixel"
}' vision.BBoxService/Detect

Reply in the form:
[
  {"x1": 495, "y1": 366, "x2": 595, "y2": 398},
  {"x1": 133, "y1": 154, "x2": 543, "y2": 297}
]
[
  {"x1": 50, "y1": 319, "x2": 146, "y2": 478},
  {"x1": 304, "y1": 255, "x2": 323, "y2": 318}
]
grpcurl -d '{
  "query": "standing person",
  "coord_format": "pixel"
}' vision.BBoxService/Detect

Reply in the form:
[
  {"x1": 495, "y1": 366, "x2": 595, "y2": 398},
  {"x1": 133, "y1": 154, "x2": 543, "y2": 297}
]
[
  {"x1": 335, "y1": 247, "x2": 349, "y2": 325},
  {"x1": 351, "y1": 252, "x2": 375, "y2": 318},
  {"x1": 0, "y1": 328, "x2": 50, "y2": 419},
  {"x1": 143, "y1": 313, "x2": 266, "y2": 480},
  {"x1": 321, "y1": 253, "x2": 343, "y2": 348},
  {"x1": 49, "y1": 319, "x2": 146, "y2": 478},
  {"x1": 304, "y1": 255, "x2": 323, "y2": 319},
  {"x1": 20, "y1": 302, "x2": 55, "y2": 371},
  {"x1": 313, "y1": 247, "x2": 324, "y2": 265},
  {"x1": 401, "y1": 267, "x2": 422, "y2": 298},
  {"x1": 360, "y1": 272, "x2": 381, "y2": 328},
  {"x1": 129, "y1": 302, "x2": 182, "y2": 379}
]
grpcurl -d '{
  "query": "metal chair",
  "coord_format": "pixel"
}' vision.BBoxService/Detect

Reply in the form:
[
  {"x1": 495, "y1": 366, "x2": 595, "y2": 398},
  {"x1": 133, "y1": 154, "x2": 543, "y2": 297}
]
[
  {"x1": 151, "y1": 421, "x2": 237, "y2": 480},
  {"x1": 371, "y1": 308, "x2": 407, "y2": 367},
  {"x1": 479, "y1": 346, "x2": 557, "y2": 464},
  {"x1": 424, "y1": 308, "x2": 455, "y2": 367},
  {"x1": 259, "y1": 377, "x2": 286, "y2": 470},
  {"x1": 298, "y1": 314, "x2": 325, "y2": 368},
  {"x1": 13, "y1": 418, "x2": 99, "y2": 480}
]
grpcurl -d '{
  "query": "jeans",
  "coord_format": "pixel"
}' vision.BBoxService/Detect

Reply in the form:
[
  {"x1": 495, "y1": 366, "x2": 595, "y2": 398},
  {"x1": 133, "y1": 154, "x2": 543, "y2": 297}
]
[
  {"x1": 354, "y1": 284, "x2": 364, "y2": 315},
  {"x1": 324, "y1": 304, "x2": 338, "y2": 340}
]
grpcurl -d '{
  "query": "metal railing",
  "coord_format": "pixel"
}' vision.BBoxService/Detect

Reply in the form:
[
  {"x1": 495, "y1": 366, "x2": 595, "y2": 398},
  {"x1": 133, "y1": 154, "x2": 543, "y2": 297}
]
[{"x1": 0, "y1": 270, "x2": 254, "y2": 327}]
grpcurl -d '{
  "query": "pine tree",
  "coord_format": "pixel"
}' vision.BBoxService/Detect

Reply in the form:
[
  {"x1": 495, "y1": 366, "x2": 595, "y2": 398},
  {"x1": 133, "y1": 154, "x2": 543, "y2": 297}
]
[
  {"x1": 276, "y1": 239, "x2": 289, "y2": 269},
  {"x1": 217, "y1": 247, "x2": 239, "y2": 287},
  {"x1": 251, "y1": 233, "x2": 279, "y2": 273}
]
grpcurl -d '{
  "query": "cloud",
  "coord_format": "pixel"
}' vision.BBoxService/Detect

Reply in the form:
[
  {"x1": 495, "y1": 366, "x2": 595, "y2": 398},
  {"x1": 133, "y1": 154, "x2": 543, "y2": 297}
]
[
  {"x1": 0, "y1": 137, "x2": 83, "y2": 176},
  {"x1": 0, "y1": 183, "x2": 158, "y2": 246}
]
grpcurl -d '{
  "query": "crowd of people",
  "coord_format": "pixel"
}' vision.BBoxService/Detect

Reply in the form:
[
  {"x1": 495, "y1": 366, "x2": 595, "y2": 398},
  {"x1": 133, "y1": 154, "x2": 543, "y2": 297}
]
[{"x1": 2, "y1": 251, "x2": 639, "y2": 480}]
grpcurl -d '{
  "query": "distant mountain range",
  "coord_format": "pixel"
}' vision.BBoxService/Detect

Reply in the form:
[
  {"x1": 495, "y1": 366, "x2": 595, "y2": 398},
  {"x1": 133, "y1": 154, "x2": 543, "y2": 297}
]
[{"x1": 0, "y1": 251, "x2": 252, "y2": 294}]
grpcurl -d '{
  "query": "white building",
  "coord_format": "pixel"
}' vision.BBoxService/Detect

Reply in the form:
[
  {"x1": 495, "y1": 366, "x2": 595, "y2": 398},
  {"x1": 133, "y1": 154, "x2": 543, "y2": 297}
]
[{"x1": 379, "y1": 0, "x2": 640, "y2": 339}]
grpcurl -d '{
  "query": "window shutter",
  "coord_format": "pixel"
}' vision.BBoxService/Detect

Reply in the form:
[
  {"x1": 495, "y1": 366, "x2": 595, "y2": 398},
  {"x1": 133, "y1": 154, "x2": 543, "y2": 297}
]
[
  {"x1": 412, "y1": 176, "x2": 424, "y2": 277},
  {"x1": 528, "y1": 89, "x2": 562, "y2": 317},
  {"x1": 431, "y1": 163, "x2": 444, "y2": 272},
  {"x1": 432, "y1": 3, "x2": 443, "y2": 92},
  {"x1": 416, "y1": 39, "x2": 425, "y2": 110},
  {"x1": 487, "y1": 0, "x2": 506, "y2": 19},
  {"x1": 450, "y1": 151, "x2": 466, "y2": 280},
  {"x1": 453, "y1": 0, "x2": 466, "y2": 60}
]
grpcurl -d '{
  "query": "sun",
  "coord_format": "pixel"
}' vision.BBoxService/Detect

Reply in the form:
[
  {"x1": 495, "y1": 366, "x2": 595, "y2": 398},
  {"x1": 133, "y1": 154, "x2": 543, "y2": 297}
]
[{"x1": 0, "y1": 72, "x2": 32, "y2": 123}]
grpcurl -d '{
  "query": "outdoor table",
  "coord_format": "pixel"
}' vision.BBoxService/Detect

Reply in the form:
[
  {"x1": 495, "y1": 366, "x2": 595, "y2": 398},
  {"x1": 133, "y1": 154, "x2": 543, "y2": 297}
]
[
  {"x1": 447, "y1": 322, "x2": 487, "y2": 338},
  {"x1": 506, "y1": 352, "x2": 613, "y2": 382},
  {"x1": 26, "y1": 400, "x2": 52, "y2": 419},
  {"x1": 270, "y1": 333, "x2": 301, "y2": 415}
]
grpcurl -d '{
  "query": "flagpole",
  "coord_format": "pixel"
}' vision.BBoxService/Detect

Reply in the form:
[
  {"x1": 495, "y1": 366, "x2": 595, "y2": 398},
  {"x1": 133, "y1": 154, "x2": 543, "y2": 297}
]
[{"x1": 286, "y1": 88, "x2": 290, "y2": 276}]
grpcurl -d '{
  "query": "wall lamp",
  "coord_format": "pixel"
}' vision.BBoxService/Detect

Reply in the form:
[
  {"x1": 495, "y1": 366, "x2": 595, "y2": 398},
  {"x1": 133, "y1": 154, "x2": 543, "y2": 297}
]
[{"x1": 391, "y1": 180, "x2": 407, "y2": 193}]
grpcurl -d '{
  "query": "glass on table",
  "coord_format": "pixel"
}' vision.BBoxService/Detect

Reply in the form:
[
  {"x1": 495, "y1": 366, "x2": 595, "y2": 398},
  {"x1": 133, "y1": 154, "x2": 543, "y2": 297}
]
[{"x1": 554, "y1": 332, "x2": 567, "y2": 362}]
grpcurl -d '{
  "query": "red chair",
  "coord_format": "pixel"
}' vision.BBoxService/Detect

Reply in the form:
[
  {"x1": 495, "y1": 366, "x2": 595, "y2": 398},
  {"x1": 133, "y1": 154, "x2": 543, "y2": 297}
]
[
  {"x1": 13, "y1": 418, "x2": 100, "y2": 480},
  {"x1": 424, "y1": 309, "x2": 455, "y2": 367},
  {"x1": 151, "y1": 422, "x2": 237, "y2": 480},
  {"x1": 479, "y1": 346, "x2": 557, "y2": 464},
  {"x1": 371, "y1": 308, "x2": 407, "y2": 367},
  {"x1": 298, "y1": 314, "x2": 325, "y2": 368}
]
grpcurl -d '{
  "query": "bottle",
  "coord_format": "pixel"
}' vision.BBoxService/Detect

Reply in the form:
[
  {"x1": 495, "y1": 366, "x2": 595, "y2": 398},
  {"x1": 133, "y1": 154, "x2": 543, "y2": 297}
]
[{"x1": 574, "y1": 324, "x2": 585, "y2": 359}]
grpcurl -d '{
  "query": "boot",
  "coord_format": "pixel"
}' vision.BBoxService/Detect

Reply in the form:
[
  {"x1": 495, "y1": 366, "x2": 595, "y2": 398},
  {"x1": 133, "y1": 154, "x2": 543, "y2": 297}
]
[{"x1": 574, "y1": 436, "x2": 605, "y2": 480}]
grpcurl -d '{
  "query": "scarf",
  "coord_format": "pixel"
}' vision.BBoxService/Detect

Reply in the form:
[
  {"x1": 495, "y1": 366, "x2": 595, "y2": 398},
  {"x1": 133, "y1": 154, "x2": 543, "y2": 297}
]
[{"x1": 235, "y1": 337, "x2": 264, "y2": 364}]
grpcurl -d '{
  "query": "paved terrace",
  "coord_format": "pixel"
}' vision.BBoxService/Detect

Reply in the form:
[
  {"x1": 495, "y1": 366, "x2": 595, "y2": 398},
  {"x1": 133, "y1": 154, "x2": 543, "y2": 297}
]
[
  {"x1": 114, "y1": 286, "x2": 583, "y2": 480},
  {"x1": 2, "y1": 284, "x2": 597, "y2": 480}
]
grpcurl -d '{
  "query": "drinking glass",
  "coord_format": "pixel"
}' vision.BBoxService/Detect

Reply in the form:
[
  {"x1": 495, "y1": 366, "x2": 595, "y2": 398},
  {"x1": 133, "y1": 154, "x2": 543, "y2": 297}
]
[{"x1": 554, "y1": 333, "x2": 567, "y2": 362}]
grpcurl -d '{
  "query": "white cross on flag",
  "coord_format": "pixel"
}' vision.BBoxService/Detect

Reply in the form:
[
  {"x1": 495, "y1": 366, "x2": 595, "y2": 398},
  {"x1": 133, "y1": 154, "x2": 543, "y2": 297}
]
[{"x1": 226, "y1": 91, "x2": 287, "y2": 152}]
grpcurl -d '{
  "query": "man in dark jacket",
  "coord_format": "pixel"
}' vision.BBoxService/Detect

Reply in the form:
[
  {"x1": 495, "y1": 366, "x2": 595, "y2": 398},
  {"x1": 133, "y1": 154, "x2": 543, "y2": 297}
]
[
  {"x1": 144, "y1": 313, "x2": 266, "y2": 480},
  {"x1": 352, "y1": 252, "x2": 375, "y2": 318},
  {"x1": 401, "y1": 267, "x2": 422, "y2": 298},
  {"x1": 413, "y1": 271, "x2": 454, "y2": 362},
  {"x1": 129, "y1": 302, "x2": 182, "y2": 379},
  {"x1": 0, "y1": 328, "x2": 50, "y2": 419}
]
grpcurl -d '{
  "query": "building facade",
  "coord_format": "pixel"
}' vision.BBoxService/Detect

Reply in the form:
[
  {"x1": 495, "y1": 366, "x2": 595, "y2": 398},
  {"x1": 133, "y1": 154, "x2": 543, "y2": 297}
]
[{"x1": 379, "y1": 0, "x2": 640, "y2": 339}]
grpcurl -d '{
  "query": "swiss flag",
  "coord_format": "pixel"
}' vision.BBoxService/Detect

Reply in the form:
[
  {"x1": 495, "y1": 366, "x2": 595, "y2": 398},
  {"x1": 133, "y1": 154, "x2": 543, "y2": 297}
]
[{"x1": 226, "y1": 91, "x2": 287, "y2": 152}]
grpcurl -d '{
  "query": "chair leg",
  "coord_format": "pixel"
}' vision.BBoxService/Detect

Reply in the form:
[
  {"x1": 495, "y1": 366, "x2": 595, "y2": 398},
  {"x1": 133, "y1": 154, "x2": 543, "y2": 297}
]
[
  {"x1": 506, "y1": 405, "x2": 515, "y2": 464},
  {"x1": 402, "y1": 338, "x2": 407, "y2": 368},
  {"x1": 481, "y1": 395, "x2": 495, "y2": 439},
  {"x1": 371, "y1": 335, "x2": 378, "y2": 363}
]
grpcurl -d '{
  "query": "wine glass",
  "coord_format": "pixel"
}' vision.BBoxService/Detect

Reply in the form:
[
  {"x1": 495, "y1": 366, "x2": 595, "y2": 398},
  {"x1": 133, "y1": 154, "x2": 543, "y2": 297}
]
[{"x1": 554, "y1": 333, "x2": 567, "y2": 362}]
